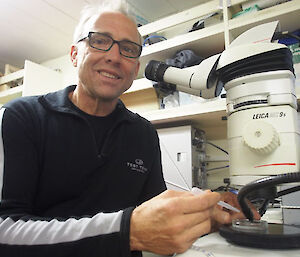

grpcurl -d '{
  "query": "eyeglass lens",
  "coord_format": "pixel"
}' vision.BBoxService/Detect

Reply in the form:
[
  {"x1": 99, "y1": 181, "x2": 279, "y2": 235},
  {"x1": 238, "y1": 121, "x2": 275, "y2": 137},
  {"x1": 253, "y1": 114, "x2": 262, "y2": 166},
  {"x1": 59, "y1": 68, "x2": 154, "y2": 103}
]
[{"x1": 89, "y1": 32, "x2": 141, "y2": 58}]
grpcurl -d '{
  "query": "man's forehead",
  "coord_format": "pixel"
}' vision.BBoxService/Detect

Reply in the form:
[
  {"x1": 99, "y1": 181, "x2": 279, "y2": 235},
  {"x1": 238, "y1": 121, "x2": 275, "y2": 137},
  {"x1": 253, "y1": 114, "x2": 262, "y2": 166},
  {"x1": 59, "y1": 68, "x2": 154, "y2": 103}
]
[{"x1": 88, "y1": 12, "x2": 139, "y2": 41}]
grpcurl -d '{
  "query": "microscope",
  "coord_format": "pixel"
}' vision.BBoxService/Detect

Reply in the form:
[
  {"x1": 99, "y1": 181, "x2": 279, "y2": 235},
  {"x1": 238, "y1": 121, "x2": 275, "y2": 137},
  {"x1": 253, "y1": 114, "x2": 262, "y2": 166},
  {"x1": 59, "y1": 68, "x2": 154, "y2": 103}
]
[{"x1": 145, "y1": 21, "x2": 300, "y2": 249}]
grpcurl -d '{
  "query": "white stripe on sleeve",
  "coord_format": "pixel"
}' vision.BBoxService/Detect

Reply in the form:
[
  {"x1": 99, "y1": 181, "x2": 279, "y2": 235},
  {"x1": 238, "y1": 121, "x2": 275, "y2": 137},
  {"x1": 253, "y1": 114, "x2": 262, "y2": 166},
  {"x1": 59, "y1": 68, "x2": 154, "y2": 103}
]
[{"x1": 0, "y1": 210, "x2": 123, "y2": 245}]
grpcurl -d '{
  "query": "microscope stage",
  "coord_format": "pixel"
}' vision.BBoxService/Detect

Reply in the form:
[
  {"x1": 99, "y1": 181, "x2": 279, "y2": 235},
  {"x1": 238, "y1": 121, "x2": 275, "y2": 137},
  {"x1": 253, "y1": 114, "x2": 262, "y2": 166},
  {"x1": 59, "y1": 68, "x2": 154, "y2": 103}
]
[{"x1": 219, "y1": 223, "x2": 300, "y2": 249}]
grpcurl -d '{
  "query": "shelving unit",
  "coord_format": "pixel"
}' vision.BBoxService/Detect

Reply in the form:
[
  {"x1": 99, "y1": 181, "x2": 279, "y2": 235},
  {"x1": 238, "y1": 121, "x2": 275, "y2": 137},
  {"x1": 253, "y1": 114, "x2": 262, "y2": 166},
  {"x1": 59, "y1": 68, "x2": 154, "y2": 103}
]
[
  {"x1": 1, "y1": 0, "x2": 299, "y2": 140},
  {"x1": 0, "y1": 60, "x2": 63, "y2": 106},
  {"x1": 121, "y1": 0, "x2": 300, "y2": 140},
  {"x1": 0, "y1": 69, "x2": 24, "y2": 105},
  {"x1": 228, "y1": 0, "x2": 300, "y2": 39},
  {"x1": 0, "y1": 86, "x2": 23, "y2": 106}
]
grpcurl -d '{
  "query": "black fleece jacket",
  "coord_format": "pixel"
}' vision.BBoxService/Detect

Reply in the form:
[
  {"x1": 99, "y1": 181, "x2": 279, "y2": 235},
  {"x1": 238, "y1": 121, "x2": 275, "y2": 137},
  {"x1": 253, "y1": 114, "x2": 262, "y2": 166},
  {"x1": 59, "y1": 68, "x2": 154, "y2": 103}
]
[{"x1": 0, "y1": 85, "x2": 166, "y2": 257}]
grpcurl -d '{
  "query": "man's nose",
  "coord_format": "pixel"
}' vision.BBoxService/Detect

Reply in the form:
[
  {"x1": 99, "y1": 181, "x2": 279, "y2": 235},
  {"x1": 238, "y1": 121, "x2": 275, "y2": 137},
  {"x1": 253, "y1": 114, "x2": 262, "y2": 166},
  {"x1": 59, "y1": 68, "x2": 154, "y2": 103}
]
[{"x1": 105, "y1": 42, "x2": 121, "y2": 62}]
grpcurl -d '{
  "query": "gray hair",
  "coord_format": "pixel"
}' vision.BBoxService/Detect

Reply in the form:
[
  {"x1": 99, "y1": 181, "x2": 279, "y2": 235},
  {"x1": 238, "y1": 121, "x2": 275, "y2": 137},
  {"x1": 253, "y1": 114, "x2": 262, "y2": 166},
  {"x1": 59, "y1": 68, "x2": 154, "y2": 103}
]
[{"x1": 73, "y1": 0, "x2": 142, "y2": 44}]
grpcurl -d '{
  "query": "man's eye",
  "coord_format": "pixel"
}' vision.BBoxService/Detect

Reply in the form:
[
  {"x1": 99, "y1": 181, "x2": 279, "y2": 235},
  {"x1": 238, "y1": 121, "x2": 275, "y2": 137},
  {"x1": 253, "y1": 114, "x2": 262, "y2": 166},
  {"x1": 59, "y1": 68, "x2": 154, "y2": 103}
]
[
  {"x1": 122, "y1": 46, "x2": 134, "y2": 53},
  {"x1": 94, "y1": 39, "x2": 106, "y2": 44}
]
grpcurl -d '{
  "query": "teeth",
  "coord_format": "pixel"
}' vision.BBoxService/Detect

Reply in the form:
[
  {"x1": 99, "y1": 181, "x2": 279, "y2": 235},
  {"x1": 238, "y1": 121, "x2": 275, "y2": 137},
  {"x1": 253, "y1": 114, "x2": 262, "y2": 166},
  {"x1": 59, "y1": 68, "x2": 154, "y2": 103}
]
[{"x1": 100, "y1": 71, "x2": 119, "y2": 79}]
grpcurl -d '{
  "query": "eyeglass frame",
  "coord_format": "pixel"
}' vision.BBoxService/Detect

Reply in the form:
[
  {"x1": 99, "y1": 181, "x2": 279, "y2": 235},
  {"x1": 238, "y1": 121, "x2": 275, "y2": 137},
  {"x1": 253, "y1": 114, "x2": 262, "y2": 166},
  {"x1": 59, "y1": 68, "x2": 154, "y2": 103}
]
[{"x1": 77, "y1": 31, "x2": 143, "y2": 59}]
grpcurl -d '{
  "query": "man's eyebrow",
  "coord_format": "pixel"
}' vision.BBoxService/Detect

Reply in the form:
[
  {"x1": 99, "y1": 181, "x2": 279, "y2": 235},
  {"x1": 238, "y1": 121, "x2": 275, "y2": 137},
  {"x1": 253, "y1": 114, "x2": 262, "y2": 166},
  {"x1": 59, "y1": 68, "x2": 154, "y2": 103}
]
[
  {"x1": 94, "y1": 31, "x2": 139, "y2": 43},
  {"x1": 96, "y1": 31, "x2": 112, "y2": 37}
]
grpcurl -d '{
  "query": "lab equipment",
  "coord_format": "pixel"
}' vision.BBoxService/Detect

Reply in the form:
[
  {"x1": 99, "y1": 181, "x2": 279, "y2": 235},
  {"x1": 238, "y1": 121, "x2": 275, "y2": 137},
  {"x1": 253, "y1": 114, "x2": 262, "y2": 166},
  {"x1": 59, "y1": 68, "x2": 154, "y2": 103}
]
[{"x1": 145, "y1": 21, "x2": 300, "y2": 249}]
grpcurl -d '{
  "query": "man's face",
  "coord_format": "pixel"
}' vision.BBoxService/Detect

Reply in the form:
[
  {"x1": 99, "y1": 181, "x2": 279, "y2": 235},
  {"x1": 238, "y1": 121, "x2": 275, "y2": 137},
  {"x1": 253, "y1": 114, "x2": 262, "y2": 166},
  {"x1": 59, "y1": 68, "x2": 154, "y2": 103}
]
[{"x1": 72, "y1": 12, "x2": 140, "y2": 103}]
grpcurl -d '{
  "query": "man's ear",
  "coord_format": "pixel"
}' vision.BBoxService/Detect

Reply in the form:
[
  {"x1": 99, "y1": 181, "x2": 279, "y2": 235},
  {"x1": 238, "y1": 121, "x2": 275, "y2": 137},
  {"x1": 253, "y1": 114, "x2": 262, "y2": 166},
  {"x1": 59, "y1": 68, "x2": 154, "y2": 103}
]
[{"x1": 70, "y1": 45, "x2": 78, "y2": 67}]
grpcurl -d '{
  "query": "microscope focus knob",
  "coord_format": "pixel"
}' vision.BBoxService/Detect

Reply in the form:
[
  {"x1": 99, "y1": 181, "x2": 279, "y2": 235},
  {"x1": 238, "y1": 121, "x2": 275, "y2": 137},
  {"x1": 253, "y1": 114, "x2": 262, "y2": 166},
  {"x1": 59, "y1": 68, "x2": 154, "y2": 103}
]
[{"x1": 243, "y1": 120, "x2": 280, "y2": 154}]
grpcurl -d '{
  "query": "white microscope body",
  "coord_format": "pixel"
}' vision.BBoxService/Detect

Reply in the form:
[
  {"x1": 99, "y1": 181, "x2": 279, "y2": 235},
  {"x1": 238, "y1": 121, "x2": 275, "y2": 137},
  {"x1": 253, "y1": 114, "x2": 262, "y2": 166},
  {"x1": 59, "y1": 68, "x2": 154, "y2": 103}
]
[
  {"x1": 145, "y1": 22, "x2": 300, "y2": 189},
  {"x1": 222, "y1": 44, "x2": 300, "y2": 186}
]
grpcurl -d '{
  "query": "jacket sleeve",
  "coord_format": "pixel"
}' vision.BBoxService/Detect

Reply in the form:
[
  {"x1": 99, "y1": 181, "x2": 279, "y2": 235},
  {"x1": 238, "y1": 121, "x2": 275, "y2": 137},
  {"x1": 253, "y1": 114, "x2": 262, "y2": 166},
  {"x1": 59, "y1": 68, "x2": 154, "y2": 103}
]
[{"x1": 0, "y1": 107, "x2": 140, "y2": 257}]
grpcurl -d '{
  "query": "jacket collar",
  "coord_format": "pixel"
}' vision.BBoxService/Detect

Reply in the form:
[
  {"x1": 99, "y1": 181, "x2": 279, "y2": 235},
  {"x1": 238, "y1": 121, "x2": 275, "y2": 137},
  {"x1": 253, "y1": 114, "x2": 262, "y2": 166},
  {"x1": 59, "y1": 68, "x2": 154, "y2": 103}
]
[{"x1": 38, "y1": 85, "x2": 137, "y2": 122}]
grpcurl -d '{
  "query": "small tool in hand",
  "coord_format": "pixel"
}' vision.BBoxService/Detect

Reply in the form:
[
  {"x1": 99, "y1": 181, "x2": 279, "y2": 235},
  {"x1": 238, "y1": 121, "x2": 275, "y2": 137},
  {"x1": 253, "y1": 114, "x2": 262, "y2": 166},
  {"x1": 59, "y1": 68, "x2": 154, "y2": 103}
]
[{"x1": 191, "y1": 187, "x2": 240, "y2": 213}]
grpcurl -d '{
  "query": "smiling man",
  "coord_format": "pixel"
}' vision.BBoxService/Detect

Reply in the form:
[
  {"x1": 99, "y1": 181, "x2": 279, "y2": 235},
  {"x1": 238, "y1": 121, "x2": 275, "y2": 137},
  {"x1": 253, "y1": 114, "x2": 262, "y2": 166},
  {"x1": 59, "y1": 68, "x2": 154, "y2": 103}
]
[
  {"x1": 0, "y1": 1, "x2": 256, "y2": 257},
  {"x1": 70, "y1": 11, "x2": 141, "y2": 115}
]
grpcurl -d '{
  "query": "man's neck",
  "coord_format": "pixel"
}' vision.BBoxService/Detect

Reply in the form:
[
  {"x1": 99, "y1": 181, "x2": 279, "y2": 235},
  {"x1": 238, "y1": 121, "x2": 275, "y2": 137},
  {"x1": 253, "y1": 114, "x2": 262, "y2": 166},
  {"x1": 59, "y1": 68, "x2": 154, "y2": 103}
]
[{"x1": 69, "y1": 87, "x2": 118, "y2": 117}]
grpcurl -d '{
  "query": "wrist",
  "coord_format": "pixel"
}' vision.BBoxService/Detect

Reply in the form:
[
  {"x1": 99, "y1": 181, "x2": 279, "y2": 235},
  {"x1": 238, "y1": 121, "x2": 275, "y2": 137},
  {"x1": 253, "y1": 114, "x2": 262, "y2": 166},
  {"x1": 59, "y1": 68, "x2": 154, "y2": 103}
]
[{"x1": 129, "y1": 207, "x2": 144, "y2": 251}]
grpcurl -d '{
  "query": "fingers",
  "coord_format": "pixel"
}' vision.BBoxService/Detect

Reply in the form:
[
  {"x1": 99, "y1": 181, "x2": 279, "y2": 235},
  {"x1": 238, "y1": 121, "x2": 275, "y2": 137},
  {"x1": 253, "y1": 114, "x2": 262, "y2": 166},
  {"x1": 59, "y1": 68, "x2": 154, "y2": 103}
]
[
  {"x1": 185, "y1": 218, "x2": 212, "y2": 244},
  {"x1": 175, "y1": 191, "x2": 221, "y2": 214},
  {"x1": 212, "y1": 206, "x2": 231, "y2": 225},
  {"x1": 158, "y1": 191, "x2": 221, "y2": 234},
  {"x1": 221, "y1": 192, "x2": 261, "y2": 220},
  {"x1": 159, "y1": 189, "x2": 194, "y2": 198},
  {"x1": 153, "y1": 189, "x2": 221, "y2": 214},
  {"x1": 174, "y1": 209, "x2": 211, "y2": 231},
  {"x1": 252, "y1": 209, "x2": 261, "y2": 220},
  {"x1": 212, "y1": 192, "x2": 262, "y2": 229},
  {"x1": 169, "y1": 218, "x2": 212, "y2": 254},
  {"x1": 130, "y1": 190, "x2": 223, "y2": 255}
]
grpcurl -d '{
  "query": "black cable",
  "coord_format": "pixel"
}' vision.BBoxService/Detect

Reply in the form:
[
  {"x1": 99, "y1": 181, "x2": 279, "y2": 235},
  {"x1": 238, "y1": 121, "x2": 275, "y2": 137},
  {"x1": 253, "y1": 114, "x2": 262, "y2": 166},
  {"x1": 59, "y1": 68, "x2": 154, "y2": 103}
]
[
  {"x1": 238, "y1": 172, "x2": 300, "y2": 221},
  {"x1": 206, "y1": 141, "x2": 229, "y2": 155},
  {"x1": 276, "y1": 185, "x2": 300, "y2": 197},
  {"x1": 206, "y1": 165, "x2": 229, "y2": 172},
  {"x1": 259, "y1": 199, "x2": 270, "y2": 217}
]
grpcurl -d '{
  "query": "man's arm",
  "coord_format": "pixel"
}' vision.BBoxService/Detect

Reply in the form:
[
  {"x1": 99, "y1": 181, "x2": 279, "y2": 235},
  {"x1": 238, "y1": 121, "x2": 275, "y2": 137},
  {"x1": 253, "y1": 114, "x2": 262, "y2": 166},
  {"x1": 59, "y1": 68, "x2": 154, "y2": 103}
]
[{"x1": 0, "y1": 208, "x2": 134, "y2": 257}]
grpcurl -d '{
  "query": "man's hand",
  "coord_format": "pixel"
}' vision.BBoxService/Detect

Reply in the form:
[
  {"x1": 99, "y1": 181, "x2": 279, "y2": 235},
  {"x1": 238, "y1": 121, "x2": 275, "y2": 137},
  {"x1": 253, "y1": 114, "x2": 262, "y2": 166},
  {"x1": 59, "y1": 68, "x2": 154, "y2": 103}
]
[
  {"x1": 129, "y1": 189, "x2": 221, "y2": 255},
  {"x1": 211, "y1": 191, "x2": 261, "y2": 231}
]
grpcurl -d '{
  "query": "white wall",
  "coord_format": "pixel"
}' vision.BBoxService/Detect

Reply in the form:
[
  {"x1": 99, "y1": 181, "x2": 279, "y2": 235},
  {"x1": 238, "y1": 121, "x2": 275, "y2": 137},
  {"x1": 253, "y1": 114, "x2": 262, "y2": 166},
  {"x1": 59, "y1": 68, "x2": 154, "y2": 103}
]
[{"x1": 42, "y1": 55, "x2": 77, "y2": 87}]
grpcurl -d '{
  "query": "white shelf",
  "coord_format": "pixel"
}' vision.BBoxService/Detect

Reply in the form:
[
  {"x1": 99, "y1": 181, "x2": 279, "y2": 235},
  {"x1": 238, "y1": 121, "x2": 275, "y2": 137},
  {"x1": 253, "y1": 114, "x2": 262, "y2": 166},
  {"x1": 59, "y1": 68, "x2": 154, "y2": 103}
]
[
  {"x1": 125, "y1": 78, "x2": 153, "y2": 93},
  {"x1": 0, "y1": 85, "x2": 23, "y2": 104},
  {"x1": 0, "y1": 69, "x2": 24, "y2": 86},
  {"x1": 138, "y1": 0, "x2": 222, "y2": 37},
  {"x1": 137, "y1": 0, "x2": 249, "y2": 37},
  {"x1": 142, "y1": 98, "x2": 226, "y2": 123},
  {"x1": 140, "y1": 98, "x2": 227, "y2": 139},
  {"x1": 228, "y1": 0, "x2": 300, "y2": 38}
]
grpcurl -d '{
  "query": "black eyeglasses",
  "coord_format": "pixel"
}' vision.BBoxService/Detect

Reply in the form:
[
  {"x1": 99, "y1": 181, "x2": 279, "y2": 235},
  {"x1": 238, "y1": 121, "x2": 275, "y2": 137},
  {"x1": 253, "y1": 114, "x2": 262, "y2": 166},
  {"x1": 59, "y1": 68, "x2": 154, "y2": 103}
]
[{"x1": 77, "y1": 32, "x2": 142, "y2": 58}]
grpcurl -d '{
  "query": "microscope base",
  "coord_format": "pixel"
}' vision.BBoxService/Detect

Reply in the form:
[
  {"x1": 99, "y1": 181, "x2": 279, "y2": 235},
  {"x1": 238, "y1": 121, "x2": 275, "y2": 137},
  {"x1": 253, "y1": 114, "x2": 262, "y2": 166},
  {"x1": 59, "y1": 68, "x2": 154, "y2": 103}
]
[{"x1": 219, "y1": 223, "x2": 300, "y2": 249}]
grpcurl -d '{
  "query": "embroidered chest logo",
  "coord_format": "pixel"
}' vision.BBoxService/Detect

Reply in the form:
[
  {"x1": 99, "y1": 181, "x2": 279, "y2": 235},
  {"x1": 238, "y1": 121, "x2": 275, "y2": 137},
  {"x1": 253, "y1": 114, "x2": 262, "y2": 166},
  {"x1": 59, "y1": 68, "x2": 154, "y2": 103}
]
[{"x1": 127, "y1": 159, "x2": 148, "y2": 174}]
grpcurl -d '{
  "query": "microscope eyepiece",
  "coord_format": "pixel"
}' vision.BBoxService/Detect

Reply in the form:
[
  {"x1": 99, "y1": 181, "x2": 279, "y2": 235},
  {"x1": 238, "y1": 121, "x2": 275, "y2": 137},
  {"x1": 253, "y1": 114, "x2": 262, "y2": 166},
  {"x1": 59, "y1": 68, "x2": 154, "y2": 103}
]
[{"x1": 145, "y1": 60, "x2": 170, "y2": 82}]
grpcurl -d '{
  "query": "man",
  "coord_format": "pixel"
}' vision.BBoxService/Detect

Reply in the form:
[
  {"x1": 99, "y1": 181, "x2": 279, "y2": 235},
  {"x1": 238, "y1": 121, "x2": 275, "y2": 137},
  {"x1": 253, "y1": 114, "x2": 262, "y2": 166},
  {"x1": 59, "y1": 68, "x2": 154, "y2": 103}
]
[{"x1": 0, "y1": 1, "x2": 258, "y2": 257}]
